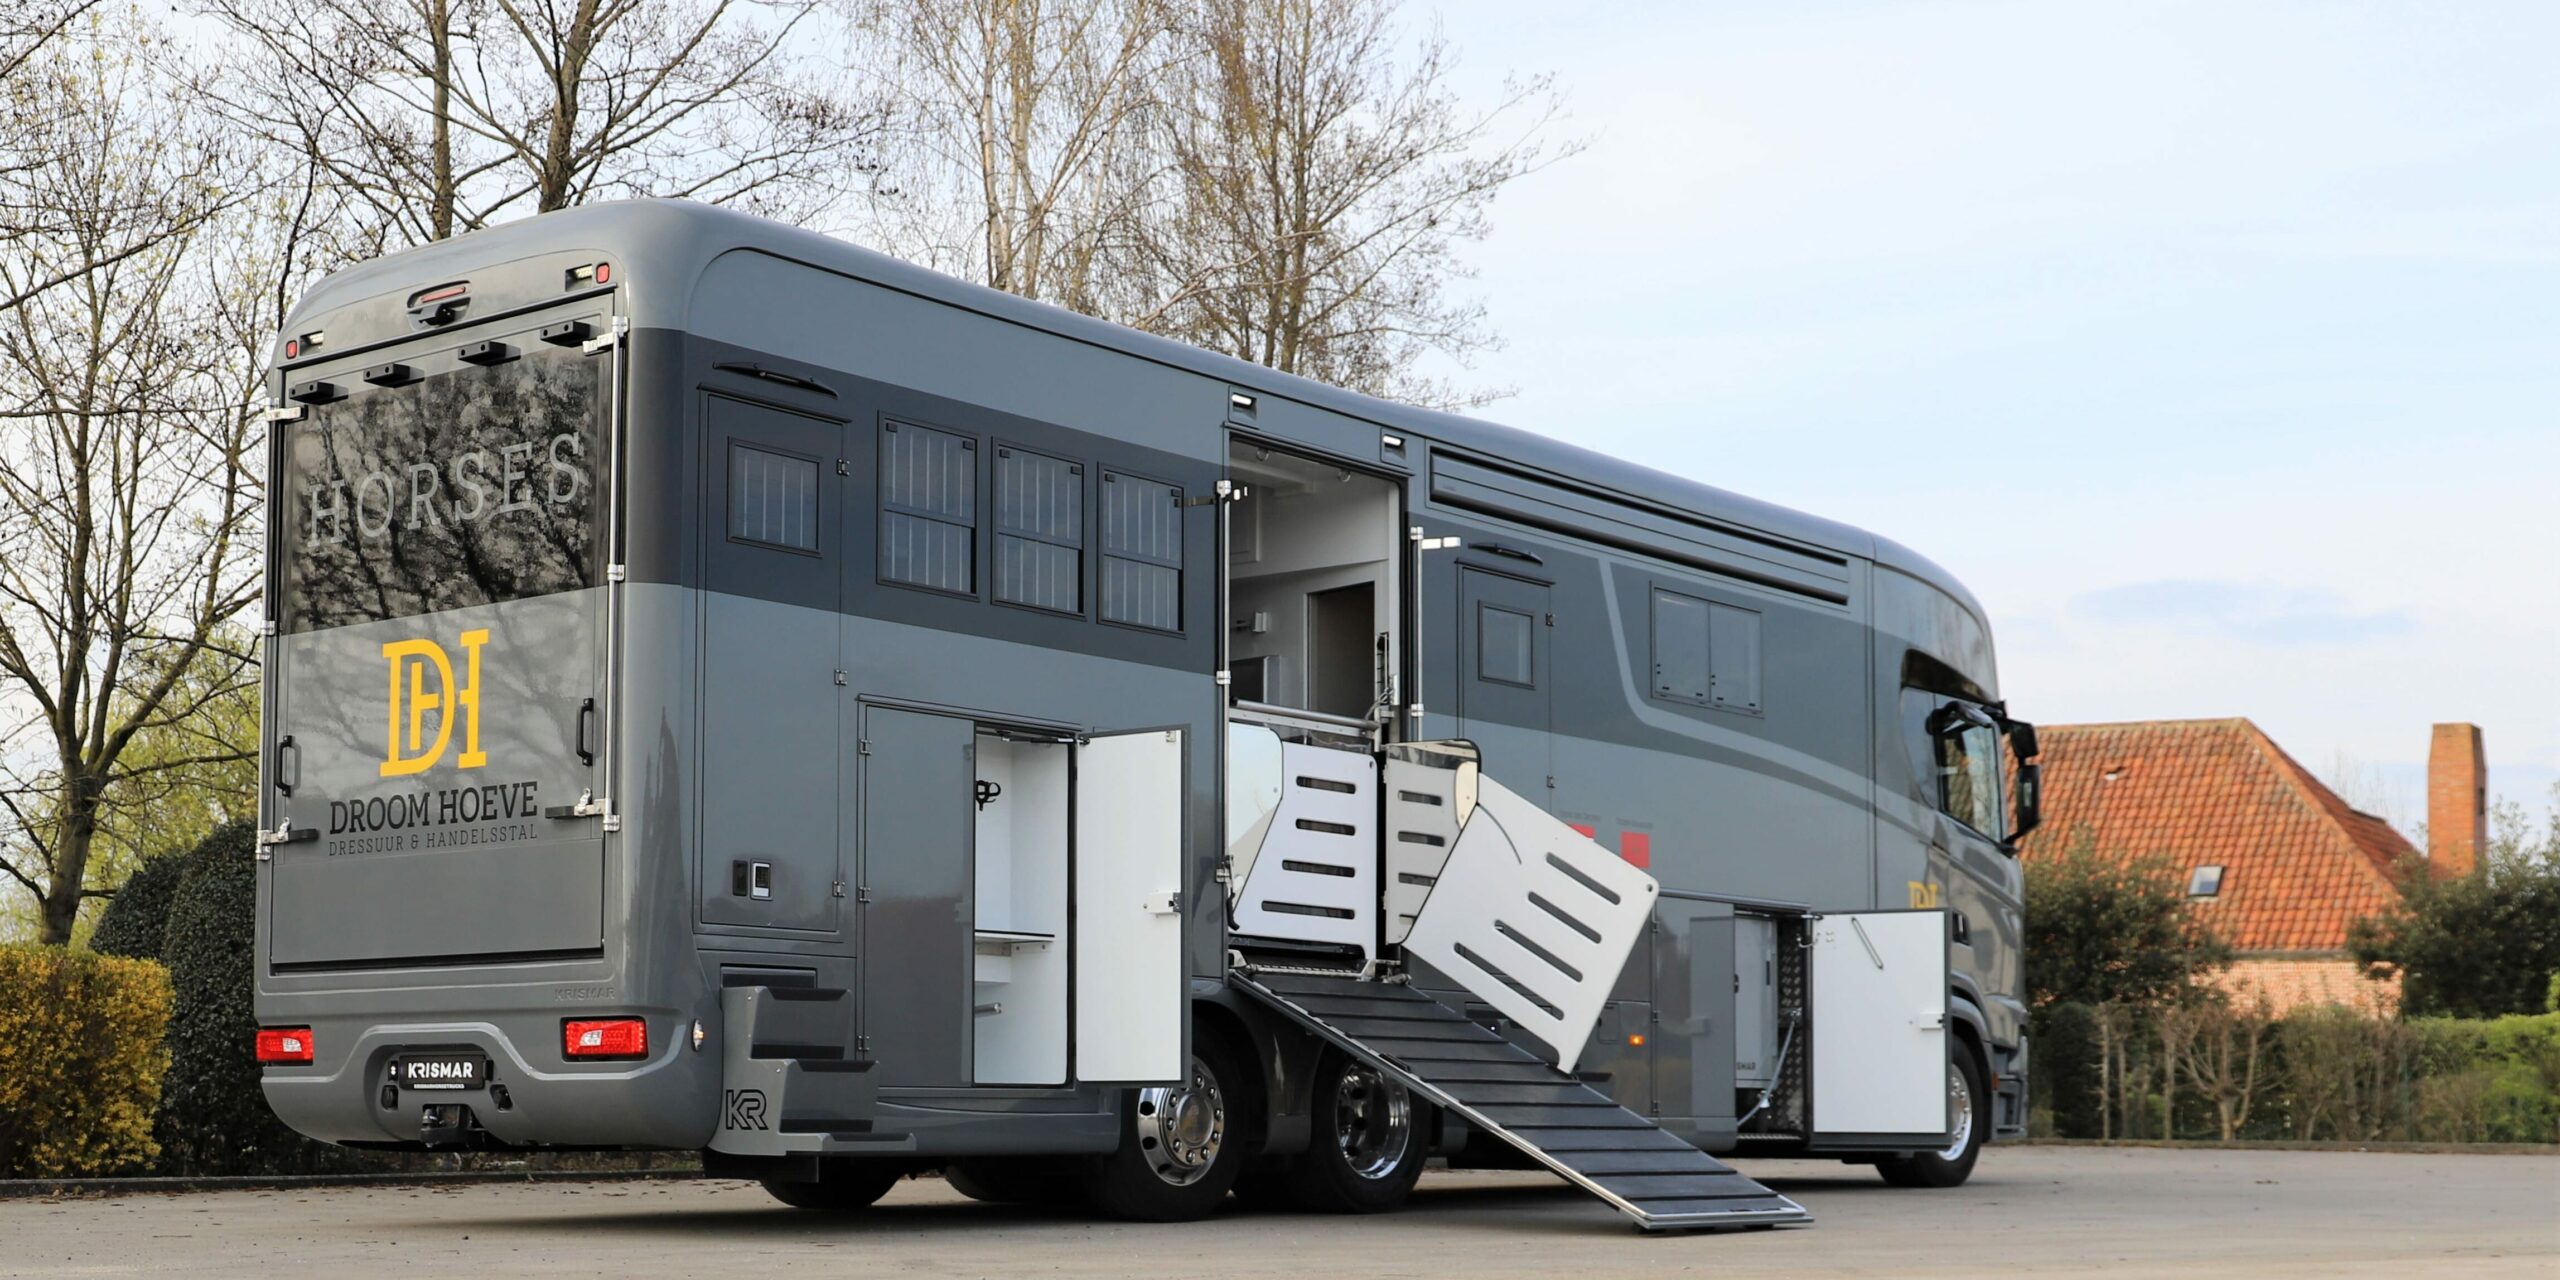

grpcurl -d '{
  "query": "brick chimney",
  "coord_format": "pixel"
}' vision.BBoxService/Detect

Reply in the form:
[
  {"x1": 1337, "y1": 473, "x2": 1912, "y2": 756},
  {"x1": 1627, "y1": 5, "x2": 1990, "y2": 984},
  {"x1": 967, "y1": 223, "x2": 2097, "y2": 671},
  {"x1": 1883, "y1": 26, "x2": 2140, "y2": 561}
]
[{"x1": 2426, "y1": 723, "x2": 2486, "y2": 877}]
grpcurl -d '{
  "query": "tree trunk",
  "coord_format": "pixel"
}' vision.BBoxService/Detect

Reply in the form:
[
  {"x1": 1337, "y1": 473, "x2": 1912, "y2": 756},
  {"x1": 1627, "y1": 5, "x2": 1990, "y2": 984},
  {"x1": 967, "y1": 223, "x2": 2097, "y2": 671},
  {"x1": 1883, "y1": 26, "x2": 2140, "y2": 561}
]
[{"x1": 37, "y1": 769, "x2": 102, "y2": 945}]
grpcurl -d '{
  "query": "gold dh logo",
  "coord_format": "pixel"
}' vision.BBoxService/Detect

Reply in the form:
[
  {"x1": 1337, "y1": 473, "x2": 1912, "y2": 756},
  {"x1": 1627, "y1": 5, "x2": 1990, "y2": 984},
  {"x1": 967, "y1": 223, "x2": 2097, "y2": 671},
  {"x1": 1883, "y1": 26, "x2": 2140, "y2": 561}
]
[{"x1": 381, "y1": 629, "x2": 488, "y2": 776}]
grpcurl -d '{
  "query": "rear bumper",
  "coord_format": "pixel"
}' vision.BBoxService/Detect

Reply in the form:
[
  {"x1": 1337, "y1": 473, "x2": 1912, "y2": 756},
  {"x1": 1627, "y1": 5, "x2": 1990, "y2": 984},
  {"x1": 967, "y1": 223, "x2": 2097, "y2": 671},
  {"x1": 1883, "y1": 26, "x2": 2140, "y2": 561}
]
[{"x1": 260, "y1": 1009, "x2": 720, "y2": 1150}]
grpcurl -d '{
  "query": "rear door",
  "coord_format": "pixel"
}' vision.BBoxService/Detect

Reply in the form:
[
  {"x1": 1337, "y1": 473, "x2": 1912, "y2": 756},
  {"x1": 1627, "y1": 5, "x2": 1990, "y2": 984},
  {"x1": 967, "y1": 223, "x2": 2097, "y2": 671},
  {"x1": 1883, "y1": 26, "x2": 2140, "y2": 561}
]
[
  {"x1": 265, "y1": 306, "x2": 615, "y2": 967},
  {"x1": 1075, "y1": 727, "x2": 1187, "y2": 1085}
]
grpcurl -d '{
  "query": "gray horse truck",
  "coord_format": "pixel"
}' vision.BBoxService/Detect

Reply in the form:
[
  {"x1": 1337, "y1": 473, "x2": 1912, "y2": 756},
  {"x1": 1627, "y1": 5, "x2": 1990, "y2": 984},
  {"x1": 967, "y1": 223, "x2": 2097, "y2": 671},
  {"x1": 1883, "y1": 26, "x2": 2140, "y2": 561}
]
[{"x1": 253, "y1": 200, "x2": 2042, "y2": 1231}]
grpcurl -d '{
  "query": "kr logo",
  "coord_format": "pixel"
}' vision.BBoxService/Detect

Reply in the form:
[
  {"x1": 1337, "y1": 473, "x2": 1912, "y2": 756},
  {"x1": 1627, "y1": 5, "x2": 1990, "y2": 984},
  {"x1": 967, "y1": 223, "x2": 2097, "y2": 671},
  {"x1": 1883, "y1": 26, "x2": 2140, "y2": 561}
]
[{"x1": 380, "y1": 628, "x2": 488, "y2": 777}]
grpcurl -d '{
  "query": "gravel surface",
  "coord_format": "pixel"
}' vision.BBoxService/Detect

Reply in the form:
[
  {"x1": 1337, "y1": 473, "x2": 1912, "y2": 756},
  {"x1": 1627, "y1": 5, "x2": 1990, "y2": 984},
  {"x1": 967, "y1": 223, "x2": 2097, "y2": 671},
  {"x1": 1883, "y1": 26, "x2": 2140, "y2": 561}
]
[{"x1": 5, "y1": 1145, "x2": 2554, "y2": 1278}]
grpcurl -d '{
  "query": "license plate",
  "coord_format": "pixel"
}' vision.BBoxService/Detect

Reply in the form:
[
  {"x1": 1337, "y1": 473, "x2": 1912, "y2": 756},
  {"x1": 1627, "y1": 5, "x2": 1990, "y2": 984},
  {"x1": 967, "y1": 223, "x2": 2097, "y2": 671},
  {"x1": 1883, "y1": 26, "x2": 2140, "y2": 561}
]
[{"x1": 397, "y1": 1053, "x2": 487, "y2": 1091}]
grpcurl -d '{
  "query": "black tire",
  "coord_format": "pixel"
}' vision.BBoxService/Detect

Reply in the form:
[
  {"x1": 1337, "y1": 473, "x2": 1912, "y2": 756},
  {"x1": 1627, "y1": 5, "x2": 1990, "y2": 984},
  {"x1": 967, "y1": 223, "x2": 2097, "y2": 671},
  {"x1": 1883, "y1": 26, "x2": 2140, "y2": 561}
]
[
  {"x1": 1281, "y1": 1049, "x2": 1428, "y2": 1213},
  {"x1": 760, "y1": 1161, "x2": 904, "y2": 1210},
  {"x1": 1229, "y1": 1161, "x2": 1296, "y2": 1212},
  {"x1": 1876, "y1": 1047, "x2": 1986, "y2": 1189},
  {"x1": 1086, "y1": 1033, "x2": 1253, "y2": 1222},
  {"x1": 943, "y1": 1157, "x2": 1082, "y2": 1206}
]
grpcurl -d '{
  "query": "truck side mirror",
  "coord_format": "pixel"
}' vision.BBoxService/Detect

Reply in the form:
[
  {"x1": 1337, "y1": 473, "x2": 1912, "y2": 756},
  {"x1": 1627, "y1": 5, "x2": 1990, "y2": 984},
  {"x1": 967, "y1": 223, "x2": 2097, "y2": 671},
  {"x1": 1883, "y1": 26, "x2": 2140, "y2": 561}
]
[{"x1": 2009, "y1": 760, "x2": 2043, "y2": 848}]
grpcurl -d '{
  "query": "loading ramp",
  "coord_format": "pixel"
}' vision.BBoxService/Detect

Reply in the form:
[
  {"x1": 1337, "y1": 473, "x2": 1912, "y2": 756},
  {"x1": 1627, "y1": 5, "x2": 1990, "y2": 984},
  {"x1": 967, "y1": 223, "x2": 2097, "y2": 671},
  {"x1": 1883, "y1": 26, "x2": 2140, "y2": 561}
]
[{"x1": 1230, "y1": 965, "x2": 1809, "y2": 1232}]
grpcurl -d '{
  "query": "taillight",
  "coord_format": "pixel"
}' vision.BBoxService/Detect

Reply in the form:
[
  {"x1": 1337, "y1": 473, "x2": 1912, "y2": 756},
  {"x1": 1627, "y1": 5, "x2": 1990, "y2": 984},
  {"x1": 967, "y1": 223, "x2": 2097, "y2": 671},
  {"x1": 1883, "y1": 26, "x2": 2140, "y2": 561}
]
[
  {"x1": 256, "y1": 1027, "x2": 315, "y2": 1065},
  {"x1": 563, "y1": 1018, "x2": 647, "y2": 1060}
]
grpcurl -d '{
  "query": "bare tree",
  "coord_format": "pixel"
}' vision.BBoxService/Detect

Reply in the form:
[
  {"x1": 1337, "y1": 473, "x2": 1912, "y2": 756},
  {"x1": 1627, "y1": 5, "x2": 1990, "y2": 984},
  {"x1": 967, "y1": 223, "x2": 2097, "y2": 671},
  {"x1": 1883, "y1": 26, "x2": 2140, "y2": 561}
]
[
  {"x1": 859, "y1": 0, "x2": 1175, "y2": 312},
  {"x1": 0, "y1": 19, "x2": 285, "y2": 944},
  {"x1": 1138, "y1": 0, "x2": 1577, "y2": 405},
  {"x1": 0, "y1": 5, "x2": 243, "y2": 314},
  {"x1": 198, "y1": 0, "x2": 892, "y2": 248},
  {"x1": 2165, "y1": 992, "x2": 2276, "y2": 1142}
]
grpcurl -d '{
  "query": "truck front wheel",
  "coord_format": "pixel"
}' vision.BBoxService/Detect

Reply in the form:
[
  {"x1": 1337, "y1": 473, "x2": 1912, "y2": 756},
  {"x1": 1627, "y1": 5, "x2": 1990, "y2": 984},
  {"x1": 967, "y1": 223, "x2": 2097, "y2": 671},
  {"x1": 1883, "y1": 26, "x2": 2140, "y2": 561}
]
[
  {"x1": 1086, "y1": 1035, "x2": 1251, "y2": 1221},
  {"x1": 1876, "y1": 1048, "x2": 1985, "y2": 1188}
]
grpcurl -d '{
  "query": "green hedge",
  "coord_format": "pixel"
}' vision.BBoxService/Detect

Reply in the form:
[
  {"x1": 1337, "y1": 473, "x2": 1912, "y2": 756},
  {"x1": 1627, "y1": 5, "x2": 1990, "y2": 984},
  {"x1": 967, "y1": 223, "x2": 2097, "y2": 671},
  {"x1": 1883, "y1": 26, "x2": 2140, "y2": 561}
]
[
  {"x1": 2031, "y1": 1001, "x2": 2560, "y2": 1143},
  {"x1": 86, "y1": 819, "x2": 359, "y2": 1175},
  {"x1": 0, "y1": 944, "x2": 172, "y2": 1176}
]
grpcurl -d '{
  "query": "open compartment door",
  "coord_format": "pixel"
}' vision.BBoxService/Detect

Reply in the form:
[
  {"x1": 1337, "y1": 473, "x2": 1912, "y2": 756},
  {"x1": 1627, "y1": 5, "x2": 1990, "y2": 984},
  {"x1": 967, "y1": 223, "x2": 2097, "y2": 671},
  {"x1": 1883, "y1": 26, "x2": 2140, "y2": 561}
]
[
  {"x1": 1075, "y1": 728, "x2": 1187, "y2": 1084},
  {"x1": 1810, "y1": 910, "x2": 1951, "y2": 1142}
]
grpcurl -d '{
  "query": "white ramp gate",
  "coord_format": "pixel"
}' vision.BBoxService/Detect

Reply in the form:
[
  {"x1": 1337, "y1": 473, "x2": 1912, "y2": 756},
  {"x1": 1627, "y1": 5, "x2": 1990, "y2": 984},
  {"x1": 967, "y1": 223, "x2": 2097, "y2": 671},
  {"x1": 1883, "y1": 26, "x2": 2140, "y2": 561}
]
[
  {"x1": 1810, "y1": 910, "x2": 1950, "y2": 1138},
  {"x1": 1229, "y1": 739, "x2": 1379, "y2": 963},
  {"x1": 1400, "y1": 775, "x2": 1658, "y2": 1073}
]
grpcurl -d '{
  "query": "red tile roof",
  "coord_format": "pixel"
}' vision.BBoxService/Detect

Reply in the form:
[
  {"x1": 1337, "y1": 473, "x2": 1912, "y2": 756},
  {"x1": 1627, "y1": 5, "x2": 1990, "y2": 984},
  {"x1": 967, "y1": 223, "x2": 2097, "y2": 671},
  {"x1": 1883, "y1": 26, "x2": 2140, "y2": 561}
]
[{"x1": 2017, "y1": 718, "x2": 2412, "y2": 954}]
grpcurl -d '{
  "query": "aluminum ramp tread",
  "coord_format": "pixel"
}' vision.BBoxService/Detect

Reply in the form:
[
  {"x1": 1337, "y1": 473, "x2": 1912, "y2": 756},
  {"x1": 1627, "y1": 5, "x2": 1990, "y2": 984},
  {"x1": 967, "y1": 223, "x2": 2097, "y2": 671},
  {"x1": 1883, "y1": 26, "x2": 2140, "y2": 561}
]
[{"x1": 1230, "y1": 967, "x2": 1809, "y2": 1232}]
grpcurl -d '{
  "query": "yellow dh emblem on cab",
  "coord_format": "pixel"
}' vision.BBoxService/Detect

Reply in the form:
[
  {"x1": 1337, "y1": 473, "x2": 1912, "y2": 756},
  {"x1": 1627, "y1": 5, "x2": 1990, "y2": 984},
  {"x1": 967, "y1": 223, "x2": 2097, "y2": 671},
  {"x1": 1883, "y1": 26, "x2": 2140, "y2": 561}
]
[{"x1": 381, "y1": 629, "x2": 489, "y2": 776}]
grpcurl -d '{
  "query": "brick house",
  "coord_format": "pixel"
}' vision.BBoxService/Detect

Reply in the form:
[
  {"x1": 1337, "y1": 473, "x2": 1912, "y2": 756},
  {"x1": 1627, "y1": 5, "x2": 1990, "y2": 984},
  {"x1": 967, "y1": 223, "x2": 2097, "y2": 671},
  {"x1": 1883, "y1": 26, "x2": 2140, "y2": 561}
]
[{"x1": 2018, "y1": 718, "x2": 2489, "y2": 1013}]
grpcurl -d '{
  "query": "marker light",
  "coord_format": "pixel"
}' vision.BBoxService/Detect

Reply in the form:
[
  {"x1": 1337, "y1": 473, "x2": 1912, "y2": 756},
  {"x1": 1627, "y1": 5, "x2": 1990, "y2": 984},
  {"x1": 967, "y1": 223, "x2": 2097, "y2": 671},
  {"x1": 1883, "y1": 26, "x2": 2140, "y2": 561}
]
[
  {"x1": 563, "y1": 1018, "x2": 648, "y2": 1060},
  {"x1": 256, "y1": 1027, "x2": 315, "y2": 1065}
]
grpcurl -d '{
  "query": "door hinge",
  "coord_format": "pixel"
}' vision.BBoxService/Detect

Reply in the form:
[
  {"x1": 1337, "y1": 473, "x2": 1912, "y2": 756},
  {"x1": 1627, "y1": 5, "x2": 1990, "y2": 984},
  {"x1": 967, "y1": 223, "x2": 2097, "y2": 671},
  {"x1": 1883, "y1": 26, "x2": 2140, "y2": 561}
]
[
  {"x1": 1545, "y1": 613, "x2": 1555, "y2": 627},
  {"x1": 261, "y1": 404, "x2": 305, "y2": 424},
  {"x1": 836, "y1": 459, "x2": 849, "y2": 476},
  {"x1": 855, "y1": 885, "x2": 872, "y2": 903},
  {"x1": 856, "y1": 739, "x2": 871, "y2": 756},
  {"x1": 833, "y1": 670, "x2": 848, "y2": 686},
  {"x1": 832, "y1": 880, "x2": 847, "y2": 898},
  {"x1": 581, "y1": 315, "x2": 628, "y2": 354},
  {"x1": 606, "y1": 563, "x2": 627, "y2": 584},
  {"x1": 854, "y1": 1034, "x2": 871, "y2": 1054}
]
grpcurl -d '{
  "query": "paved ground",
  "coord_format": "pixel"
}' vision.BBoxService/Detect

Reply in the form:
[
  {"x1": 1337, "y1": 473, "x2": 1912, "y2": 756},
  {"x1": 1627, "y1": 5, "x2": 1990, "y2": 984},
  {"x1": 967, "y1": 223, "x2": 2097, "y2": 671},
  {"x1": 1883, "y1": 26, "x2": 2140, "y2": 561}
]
[{"x1": 5, "y1": 1146, "x2": 2554, "y2": 1278}]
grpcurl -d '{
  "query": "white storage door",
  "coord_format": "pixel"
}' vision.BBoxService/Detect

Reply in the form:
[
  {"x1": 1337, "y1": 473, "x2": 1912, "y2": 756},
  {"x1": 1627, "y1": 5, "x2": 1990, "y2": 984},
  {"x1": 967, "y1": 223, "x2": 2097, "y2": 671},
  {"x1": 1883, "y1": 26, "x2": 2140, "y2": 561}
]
[
  {"x1": 1075, "y1": 728, "x2": 1187, "y2": 1084},
  {"x1": 1810, "y1": 910, "x2": 1951, "y2": 1138}
]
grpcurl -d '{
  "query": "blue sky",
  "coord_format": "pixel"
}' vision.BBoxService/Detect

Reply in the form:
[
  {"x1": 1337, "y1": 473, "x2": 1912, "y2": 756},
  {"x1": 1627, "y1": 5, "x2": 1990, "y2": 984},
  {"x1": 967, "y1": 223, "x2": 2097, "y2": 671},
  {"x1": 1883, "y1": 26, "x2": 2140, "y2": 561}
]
[{"x1": 1422, "y1": 0, "x2": 2560, "y2": 832}]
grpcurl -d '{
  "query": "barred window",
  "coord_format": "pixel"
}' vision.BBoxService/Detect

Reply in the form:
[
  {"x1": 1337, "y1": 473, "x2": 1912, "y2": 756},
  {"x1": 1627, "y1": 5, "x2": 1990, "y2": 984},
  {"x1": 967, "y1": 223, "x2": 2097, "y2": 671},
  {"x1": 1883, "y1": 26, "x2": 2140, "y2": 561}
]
[
  {"x1": 880, "y1": 420, "x2": 976, "y2": 594},
  {"x1": 994, "y1": 446, "x2": 1083, "y2": 614},
  {"x1": 1100, "y1": 470, "x2": 1181, "y2": 632},
  {"x1": 729, "y1": 443, "x2": 820, "y2": 552}
]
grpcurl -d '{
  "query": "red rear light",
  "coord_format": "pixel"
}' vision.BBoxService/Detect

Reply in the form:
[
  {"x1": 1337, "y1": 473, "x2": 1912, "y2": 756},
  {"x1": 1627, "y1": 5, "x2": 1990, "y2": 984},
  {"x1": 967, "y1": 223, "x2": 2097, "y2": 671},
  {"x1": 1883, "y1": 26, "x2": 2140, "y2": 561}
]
[
  {"x1": 593, "y1": 262, "x2": 610, "y2": 284},
  {"x1": 563, "y1": 1018, "x2": 647, "y2": 1060},
  {"x1": 256, "y1": 1027, "x2": 315, "y2": 1065}
]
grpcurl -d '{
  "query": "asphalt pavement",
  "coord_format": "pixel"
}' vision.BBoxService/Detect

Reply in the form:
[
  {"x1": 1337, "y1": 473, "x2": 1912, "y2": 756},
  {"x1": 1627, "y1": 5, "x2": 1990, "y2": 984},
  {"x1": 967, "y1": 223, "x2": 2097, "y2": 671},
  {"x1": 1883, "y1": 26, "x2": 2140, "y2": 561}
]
[{"x1": 5, "y1": 1145, "x2": 2554, "y2": 1278}]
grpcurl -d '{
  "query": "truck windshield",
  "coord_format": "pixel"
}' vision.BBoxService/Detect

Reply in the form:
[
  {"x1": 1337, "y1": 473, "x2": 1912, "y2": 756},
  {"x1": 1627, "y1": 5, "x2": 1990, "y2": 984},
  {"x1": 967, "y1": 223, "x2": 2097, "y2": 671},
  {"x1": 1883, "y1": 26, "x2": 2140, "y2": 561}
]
[{"x1": 276, "y1": 346, "x2": 602, "y2": 633}]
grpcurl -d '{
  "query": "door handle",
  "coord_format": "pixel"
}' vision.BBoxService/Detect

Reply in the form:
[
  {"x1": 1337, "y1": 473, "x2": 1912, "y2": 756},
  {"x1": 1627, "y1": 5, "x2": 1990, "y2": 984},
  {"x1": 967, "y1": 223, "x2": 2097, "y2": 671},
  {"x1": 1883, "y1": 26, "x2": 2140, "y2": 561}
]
[
  {"x1": 273, "y1": 734, "x2": 300, "y2": 797},
  {"x1": 576, "y1": 698, "x2": 596, "y2": 766}
]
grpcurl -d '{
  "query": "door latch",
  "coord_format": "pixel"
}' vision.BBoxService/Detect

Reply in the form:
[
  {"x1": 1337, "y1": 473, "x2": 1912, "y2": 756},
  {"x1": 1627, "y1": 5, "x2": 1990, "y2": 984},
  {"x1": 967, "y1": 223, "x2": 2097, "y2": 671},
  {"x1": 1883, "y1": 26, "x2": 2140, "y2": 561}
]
[{"x1": 1143, "y1": 892, "x2": 1181, "y2": 915}]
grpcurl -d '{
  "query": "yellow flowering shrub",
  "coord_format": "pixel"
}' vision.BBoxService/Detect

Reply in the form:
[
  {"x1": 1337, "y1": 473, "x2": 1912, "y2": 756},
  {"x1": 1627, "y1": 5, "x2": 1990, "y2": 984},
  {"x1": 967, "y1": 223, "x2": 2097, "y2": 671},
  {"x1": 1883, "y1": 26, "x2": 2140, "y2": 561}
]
[{"x1": 0, "y1": 944, "x2": 173, "y2": 1177}]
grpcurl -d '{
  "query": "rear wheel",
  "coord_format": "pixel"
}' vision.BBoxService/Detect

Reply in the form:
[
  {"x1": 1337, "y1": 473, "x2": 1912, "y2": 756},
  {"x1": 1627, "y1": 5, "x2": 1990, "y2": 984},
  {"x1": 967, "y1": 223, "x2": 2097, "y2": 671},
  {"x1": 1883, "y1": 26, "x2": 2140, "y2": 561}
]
[
  {"x1": 943, "y1": 1157, "x2": 1081, "y2": 1206},
  {"x1": 1282, "y1": 1050, "x2": 1428, "y2": 1212},
  {"x1": 1086, "y1": 1035, "x2": 1252, "y2": 1221},
  {"x1": 760, "y1": 1161, "x2": 904, "y2": 1210},
  {"x1": 1876, "y1": 1048, "x2": 1985, "y2": 1188}
]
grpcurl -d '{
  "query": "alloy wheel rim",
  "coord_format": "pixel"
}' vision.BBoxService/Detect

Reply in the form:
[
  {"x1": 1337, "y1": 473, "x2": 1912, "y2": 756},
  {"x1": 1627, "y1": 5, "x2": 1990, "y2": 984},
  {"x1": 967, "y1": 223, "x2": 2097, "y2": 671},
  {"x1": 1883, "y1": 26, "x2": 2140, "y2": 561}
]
[
  {"x1": 1333, "y1": 1063, "x2": 1414, "y2": 1180},
  {"x1": 1938, "y1": 1062, "x2": 1974, "y2": 1161},
  {"x1": 1135, "y1": 1054, "x2": 1227, "y2": 1187}
]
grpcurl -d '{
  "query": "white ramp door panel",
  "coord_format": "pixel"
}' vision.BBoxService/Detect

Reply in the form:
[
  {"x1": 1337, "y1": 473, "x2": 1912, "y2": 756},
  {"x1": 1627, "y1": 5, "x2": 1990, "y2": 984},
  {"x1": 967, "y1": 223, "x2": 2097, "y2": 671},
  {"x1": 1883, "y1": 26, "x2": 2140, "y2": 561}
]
[
  {"x1": 1811, "y1": 910, "x2": 1950, "y2": 1137},
  {"x1": 1076, "y1": 728, "x2": 1186, "y2": 1084},
  {"x1": 1230, "y1": 741, "x2": 1379, "y2": 962},
  {"x1": 1401, "y1": 775, "x2": 1658, "y2": 1074}
]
